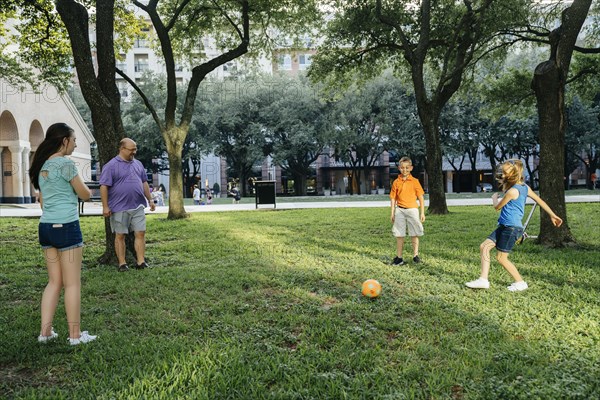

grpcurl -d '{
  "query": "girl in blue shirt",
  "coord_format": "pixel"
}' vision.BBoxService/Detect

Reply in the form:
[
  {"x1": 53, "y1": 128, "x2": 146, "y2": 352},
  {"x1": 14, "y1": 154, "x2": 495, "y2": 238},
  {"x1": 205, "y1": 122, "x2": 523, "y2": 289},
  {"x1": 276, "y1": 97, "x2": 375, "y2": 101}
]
[
  {"x1": 466, "y1": 159, "x2": 563, "y2": 292},
  {"x1": 29, "y1": 123, "x2": 97, "y2": 345}
]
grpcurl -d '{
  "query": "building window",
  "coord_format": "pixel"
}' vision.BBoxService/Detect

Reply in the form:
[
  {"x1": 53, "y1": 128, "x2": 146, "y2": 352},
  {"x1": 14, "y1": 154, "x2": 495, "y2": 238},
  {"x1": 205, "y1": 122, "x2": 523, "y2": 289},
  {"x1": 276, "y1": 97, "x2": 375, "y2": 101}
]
[
  {"x1": 299, "y1": 54, "x2": 312, "y2": 70},
  {"x1": 278, "y1": 54, "x2": 292, "y2": 70},
  {"x1": 117, "y1": 81, "x2": 128, "y2": 98},
  {"x1": 135, "y1": 62, "x2": 149, "y2": 72},
  {"x1": 135, "y1": 38, "x2": 149, "y2": 48}
]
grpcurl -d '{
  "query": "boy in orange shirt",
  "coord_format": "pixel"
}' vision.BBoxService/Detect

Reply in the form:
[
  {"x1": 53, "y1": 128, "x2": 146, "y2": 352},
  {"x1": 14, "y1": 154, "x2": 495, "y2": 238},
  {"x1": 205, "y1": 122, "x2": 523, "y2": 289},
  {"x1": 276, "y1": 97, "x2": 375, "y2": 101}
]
[{"x1": 390, "y1": 157, "x2": 426, "y2": 265}]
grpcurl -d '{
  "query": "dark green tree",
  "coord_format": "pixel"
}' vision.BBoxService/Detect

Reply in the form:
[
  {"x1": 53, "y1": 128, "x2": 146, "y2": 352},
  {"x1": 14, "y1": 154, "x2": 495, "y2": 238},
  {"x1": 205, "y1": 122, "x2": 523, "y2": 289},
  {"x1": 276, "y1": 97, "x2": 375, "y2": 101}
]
[
  {"x1": 566, "y1": 97, "x2": 600, "y2": 190},
  {"x1": 205, "y1": 87, "x2": 268, "y2": 197},
  {"x1": 260, "y1": 76, "x2": 331, "y2": 196},
  {"x1": 331, "y1": 75, "x2": 421, "y2": 194},
  {"x1": 117, "y1": 0, "x2": 321, "y2": 218},
  {"x1": 311, "y1": 0, "x2": 532, "y2": 213}
]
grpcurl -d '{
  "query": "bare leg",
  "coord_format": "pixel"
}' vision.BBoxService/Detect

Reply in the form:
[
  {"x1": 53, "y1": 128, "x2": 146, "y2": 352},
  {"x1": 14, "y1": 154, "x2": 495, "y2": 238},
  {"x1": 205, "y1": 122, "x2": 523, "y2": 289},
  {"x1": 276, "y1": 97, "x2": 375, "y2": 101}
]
[
  {"x1": 411, "y1": 236, "x2": 419, "y2": 257},
  {"x1": 40, "y1": 248, "x2": 63, "y2": 337},
  {"x1": 479, "y1": 239, "x2": 496, "y2": 280},
  {"x1": 134, "y1": 231, "x2": 146, "y2": 265},
  {"x1": 115, "y1": 233, "x2": 126, "y2": 265},
  {"x1": 496, "y1": 251, "x2": 523, "y2": 282},
  {"x1": 396, "y1": 237, "x2": 405, "y2": 258},
  {"x1": 61, "y1": 247, "x2": 82, "y2": 339}
]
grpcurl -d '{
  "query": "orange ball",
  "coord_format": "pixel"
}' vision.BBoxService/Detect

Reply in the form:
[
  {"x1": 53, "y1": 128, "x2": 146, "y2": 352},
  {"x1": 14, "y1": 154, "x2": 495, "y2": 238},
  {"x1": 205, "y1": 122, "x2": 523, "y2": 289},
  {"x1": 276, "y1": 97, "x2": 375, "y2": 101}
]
[{"x1": 361, "y1": 279, "x2": 382, "y2": 298}]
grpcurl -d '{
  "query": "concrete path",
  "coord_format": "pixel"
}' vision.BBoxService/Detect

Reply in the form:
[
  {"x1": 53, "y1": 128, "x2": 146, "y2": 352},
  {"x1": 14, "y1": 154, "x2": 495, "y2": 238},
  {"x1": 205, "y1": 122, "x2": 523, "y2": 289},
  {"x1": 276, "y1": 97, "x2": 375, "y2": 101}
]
[{"x1": 1, "y1": 195, "x2": 597, "y2": 218}]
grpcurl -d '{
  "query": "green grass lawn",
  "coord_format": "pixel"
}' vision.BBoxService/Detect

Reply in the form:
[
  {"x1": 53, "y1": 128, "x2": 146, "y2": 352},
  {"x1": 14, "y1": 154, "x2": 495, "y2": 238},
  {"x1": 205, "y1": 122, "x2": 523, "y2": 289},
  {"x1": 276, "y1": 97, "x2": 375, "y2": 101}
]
[{"x1": 1, "y1": 204, "x2": 599, "y2": 399}]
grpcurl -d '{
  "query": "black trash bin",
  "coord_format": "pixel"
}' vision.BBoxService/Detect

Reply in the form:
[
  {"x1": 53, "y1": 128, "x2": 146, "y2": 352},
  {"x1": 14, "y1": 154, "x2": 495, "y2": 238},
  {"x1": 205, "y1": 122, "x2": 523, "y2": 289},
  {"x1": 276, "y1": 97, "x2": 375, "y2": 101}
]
[{"x1": 255, "y1": 180, "x2": 276, "y2": 209}]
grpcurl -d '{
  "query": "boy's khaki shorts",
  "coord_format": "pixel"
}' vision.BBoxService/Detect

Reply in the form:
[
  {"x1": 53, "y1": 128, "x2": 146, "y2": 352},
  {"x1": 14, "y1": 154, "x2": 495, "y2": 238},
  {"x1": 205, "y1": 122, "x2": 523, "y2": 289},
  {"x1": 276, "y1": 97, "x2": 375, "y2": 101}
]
[{"x1": 392, "y1": 207, "x2": 424, "y2": 237}]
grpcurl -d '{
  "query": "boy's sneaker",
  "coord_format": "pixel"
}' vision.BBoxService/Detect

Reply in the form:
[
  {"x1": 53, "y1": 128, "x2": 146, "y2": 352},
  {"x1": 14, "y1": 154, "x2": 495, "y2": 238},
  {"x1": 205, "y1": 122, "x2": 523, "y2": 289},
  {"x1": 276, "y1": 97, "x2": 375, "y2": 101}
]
[
  {"x1": 465, "y1": 278, "x2": 490, "y2": 289},
  {"x1": 38, "y1": 328, "x2": 58, "y2": 343},
  {"x1": 507, "y1": 281, "x2": 528, "y2": 292},
  {"x1": 69, "y1": 331, "x2": 98, "y2": 346},
  {"x1": 118, "y1": 264, "x2": 129, "y2": 272},
  {"x1": 413, "y1": 255, "x2": 421, "y2": 264},
  {"x1": 392, "y1": 257, "x2": 405, "y2": 266}
]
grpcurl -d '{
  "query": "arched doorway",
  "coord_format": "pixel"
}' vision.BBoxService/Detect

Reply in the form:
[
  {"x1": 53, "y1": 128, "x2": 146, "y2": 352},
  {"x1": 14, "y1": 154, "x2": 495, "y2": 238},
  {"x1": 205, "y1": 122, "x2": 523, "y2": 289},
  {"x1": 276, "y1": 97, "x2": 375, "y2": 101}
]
[
  {"x1": 0, "y1": 111, "x2": 19, "y2": 202},
  {"x1": 28, "y1": 120, "x2": 44, "y2": 202}
]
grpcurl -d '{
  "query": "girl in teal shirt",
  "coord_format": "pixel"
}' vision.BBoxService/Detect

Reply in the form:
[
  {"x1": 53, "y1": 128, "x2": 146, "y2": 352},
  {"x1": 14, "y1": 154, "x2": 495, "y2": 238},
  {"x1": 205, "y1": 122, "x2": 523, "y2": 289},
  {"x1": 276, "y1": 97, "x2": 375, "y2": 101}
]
[{"x1": 29, "y1": 123, "x2": 97, "y2": 345}]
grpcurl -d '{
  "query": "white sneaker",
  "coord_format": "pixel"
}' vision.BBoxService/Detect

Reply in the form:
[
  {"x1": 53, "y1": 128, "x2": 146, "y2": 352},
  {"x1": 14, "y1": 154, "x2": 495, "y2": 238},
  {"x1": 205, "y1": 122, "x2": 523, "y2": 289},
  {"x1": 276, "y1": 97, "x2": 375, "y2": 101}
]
[
  {"x1": 465, "y1": 278, "x2": 490, "y2": 289},
  {"x1": 507, "y1": 281, "x2": 528, "y2": 292},
  {"x1": 38, "y1": 328, "x2": 58, "y2": 343},
  {"x1": 69, "y1": 331, "x2": 98, "y2": 346}
]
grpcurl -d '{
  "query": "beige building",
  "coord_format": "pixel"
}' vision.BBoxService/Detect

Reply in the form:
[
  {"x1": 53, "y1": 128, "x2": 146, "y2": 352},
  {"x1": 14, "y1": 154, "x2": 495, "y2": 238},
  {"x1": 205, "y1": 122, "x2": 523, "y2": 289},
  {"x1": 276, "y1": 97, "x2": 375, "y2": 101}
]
[{"x1": 0, "y1": 79, "x2": 94, "y2": 204}]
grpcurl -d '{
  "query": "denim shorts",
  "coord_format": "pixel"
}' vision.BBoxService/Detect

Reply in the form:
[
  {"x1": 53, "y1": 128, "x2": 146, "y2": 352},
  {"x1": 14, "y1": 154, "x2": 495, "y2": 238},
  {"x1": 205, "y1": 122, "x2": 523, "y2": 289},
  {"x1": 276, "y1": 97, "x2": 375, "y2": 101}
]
[
  {"x1": 488, "y1": 225, "x2": 523, "y2": 253},
  {"x1": 39, "y1": 220, "x2": 84, "y2": 251}
]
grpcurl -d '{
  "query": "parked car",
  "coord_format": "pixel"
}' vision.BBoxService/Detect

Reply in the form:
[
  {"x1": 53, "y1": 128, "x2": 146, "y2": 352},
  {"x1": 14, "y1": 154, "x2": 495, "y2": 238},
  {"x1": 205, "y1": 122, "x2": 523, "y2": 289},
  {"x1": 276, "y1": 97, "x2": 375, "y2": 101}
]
[{"x1": 479, "y1": 183, "x2": 493, "y2": 193}]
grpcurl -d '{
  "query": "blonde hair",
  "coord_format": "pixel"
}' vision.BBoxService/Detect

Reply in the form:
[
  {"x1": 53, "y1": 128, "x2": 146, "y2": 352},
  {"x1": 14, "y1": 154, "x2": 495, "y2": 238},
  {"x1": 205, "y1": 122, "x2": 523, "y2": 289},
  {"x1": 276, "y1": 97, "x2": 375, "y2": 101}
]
[
  {"x1": 399, "y1": 156, "x2": 412, "y2": 166},
  {"x1": 496, "y1": 159, "x2": 524, "y2": 191}
]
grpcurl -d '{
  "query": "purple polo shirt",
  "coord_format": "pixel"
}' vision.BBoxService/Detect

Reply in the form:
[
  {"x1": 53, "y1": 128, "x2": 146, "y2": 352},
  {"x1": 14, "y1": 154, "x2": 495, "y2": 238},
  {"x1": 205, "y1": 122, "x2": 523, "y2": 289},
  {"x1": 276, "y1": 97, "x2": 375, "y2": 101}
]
[{"x1": 99, "y1": 156, "x2": 148, "y2": 213}]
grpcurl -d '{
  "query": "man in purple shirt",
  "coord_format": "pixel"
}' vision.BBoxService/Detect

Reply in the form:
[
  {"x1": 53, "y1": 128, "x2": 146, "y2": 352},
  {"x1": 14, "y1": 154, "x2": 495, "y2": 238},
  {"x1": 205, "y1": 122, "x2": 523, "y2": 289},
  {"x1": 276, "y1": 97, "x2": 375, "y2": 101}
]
[{"x1": 100, "y1": 138, "x2": 155, "y2": 272}]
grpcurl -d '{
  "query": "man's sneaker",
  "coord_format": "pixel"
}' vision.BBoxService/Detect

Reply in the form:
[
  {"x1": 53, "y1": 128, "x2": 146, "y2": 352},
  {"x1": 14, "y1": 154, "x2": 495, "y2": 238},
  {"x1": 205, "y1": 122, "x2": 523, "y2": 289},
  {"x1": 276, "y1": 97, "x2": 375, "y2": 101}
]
[
  {"x1": 392, "y1": 257, "x2": 405, "y2": 266},
  {"x1": 69, "y1": 331, "x2": 98, "y2": 346},
  {"x1": 507, "y1": 281, "x2": 528, "y2": 292},
  {"x1": 38, "y1": 328, "x2": 58, "y2": 343},
  {"x1": 135, "y1": 261, "x2": 149, "y2": 270},
  {"x1": 413, "y1": 255, "x2": 421, "y2": 264},
  {"x1": 118, "y1": 264, "x2": 129, "y2": 272},
  {"x1": 465, "y1": 278, "x2": 490, "y2": 289}
]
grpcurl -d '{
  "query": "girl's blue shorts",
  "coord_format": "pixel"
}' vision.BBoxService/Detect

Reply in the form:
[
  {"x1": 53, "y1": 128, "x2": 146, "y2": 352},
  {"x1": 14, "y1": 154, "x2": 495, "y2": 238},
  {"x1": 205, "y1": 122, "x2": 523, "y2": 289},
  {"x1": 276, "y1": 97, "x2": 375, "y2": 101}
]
[
  {"x1": 39, "y1": 220, "x2": 84, "y2": 251},
  {"x1": 488, "y1": 224, "x2": 523, "y2": 253}
]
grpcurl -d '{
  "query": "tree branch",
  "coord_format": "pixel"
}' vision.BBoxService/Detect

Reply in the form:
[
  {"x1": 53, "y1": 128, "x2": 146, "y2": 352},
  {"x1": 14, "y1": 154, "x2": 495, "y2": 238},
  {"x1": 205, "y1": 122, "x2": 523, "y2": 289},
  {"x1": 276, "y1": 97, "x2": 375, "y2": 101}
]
[
  {"x1": 166, "y1": 0, "x2": 194, "y2": 31},
  {"x1": 211, "y1": 0, "x2": 244, "y2": 40},
  {"x1": 116, "y1": 68, "x2": 164, "y2": 132}
]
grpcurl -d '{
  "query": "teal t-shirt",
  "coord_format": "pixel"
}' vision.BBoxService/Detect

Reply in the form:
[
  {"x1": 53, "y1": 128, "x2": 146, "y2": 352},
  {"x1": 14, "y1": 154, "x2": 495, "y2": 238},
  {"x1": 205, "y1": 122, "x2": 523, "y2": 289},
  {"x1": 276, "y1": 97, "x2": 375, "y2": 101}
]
[{"x1": 39, "y1": 157, "x2": 79, "y2": 223}]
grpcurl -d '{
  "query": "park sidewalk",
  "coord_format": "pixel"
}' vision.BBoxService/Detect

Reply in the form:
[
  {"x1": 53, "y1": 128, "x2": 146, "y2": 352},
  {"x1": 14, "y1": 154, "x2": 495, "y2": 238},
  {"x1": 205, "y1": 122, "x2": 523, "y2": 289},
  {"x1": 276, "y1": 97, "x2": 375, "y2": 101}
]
[{"x1": 0, "y1": 194, "x2": 598, "y2": 218}]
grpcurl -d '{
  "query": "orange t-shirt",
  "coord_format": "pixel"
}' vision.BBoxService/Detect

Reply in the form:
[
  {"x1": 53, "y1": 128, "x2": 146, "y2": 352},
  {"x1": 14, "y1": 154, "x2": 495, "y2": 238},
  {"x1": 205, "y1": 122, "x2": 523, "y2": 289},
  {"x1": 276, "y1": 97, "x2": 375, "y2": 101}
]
[{"x1": 390, "y1": 175, "x2": 424, "y2": 209}]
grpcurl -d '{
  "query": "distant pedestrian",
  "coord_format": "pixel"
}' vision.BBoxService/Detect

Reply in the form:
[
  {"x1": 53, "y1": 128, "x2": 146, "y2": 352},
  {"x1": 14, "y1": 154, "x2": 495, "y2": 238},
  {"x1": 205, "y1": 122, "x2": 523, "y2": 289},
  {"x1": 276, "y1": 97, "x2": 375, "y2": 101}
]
[
  {"x1": 206, "y1": 186, "x2": 213, "y2": 205},
  {"x1": 465, "y1": 159, "x2": 563, "y2": 292},
  {"x1": 99, "y1": 138, "x2": 155, "y2": 272},
  {"x1": 192, "y1": 185, "x2": 201, "y2": 205},
  {"x1": 230, "y1": 185, "x2": 241, "y2": 204},
  {"x1": 29, "y1": 122, "x2": 97, "y2": 345},
  {"x1": 389, "y1": 156, "x2": 426, "y2": 266}
]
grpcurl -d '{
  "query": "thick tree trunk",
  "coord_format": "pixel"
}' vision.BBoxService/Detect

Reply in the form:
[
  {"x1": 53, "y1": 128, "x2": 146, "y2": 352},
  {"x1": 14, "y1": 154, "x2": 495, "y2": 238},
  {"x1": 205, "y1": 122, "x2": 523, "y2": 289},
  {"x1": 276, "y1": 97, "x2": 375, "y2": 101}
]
[
  {"x1": 532, "y1": 61, "x2": 575, "y2": 246},
  {"x1": 293, "y1": 171, "x2": 307, "y2": 196},
  {"x1": 530, "y1": 0, "x2": 592, "y2": 246},
  {"x1": 421, "y1": 117, "x2": 448, "y2": 214},
  {"x1": 165, "y1": 130, "x2": 188, "y2": 219}
]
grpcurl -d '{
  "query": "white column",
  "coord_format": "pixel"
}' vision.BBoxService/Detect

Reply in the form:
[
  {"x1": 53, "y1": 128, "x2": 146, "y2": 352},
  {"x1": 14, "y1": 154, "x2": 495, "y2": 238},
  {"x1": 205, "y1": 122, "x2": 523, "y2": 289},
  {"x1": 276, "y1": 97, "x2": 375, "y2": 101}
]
[
  {"x1": 22, "y1": 145, "x2": 31, "y2": 199},
  {"x1": 8, "y1": 145, "x2": 24, "y2": 200}
]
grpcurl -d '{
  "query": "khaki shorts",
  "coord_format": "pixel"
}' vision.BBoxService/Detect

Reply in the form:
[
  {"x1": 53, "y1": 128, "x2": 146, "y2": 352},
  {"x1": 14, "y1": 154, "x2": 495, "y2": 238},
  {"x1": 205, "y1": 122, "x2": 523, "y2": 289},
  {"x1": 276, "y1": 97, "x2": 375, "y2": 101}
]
[
  {"x1": 110, "y1": 205, "x2": 146, "y2": 234},
  {"x1": 392, "y1": 207, "x2": 424, "y2": 237}
]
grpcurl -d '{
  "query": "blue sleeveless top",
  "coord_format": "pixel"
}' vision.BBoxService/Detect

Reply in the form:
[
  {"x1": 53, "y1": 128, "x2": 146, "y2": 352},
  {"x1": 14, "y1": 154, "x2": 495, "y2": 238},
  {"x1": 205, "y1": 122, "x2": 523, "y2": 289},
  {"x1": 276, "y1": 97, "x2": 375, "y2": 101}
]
[{"x1": 498, "y1": 184, "x2": 528, "y2": 228}]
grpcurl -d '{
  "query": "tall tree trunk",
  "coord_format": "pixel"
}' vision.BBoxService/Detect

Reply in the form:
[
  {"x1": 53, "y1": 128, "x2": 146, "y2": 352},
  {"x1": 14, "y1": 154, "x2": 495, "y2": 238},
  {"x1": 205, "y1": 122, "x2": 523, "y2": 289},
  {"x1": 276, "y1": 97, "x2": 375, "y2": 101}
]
[
  {"x1": 293, "y1": 171, "x2": 307, "y2": 196},
  {"x1": 421, "y1": 116, "x2": 448, "y2": 214},
  {"x1": 531, "y1": 0, "x2": 591, "y2": 246},
  {"x1": 165, "y1": 130, "x2": 188, "y2": 219},
  {"x1": 532, "y1": 62, "x2": 575, "y2": 246}
]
